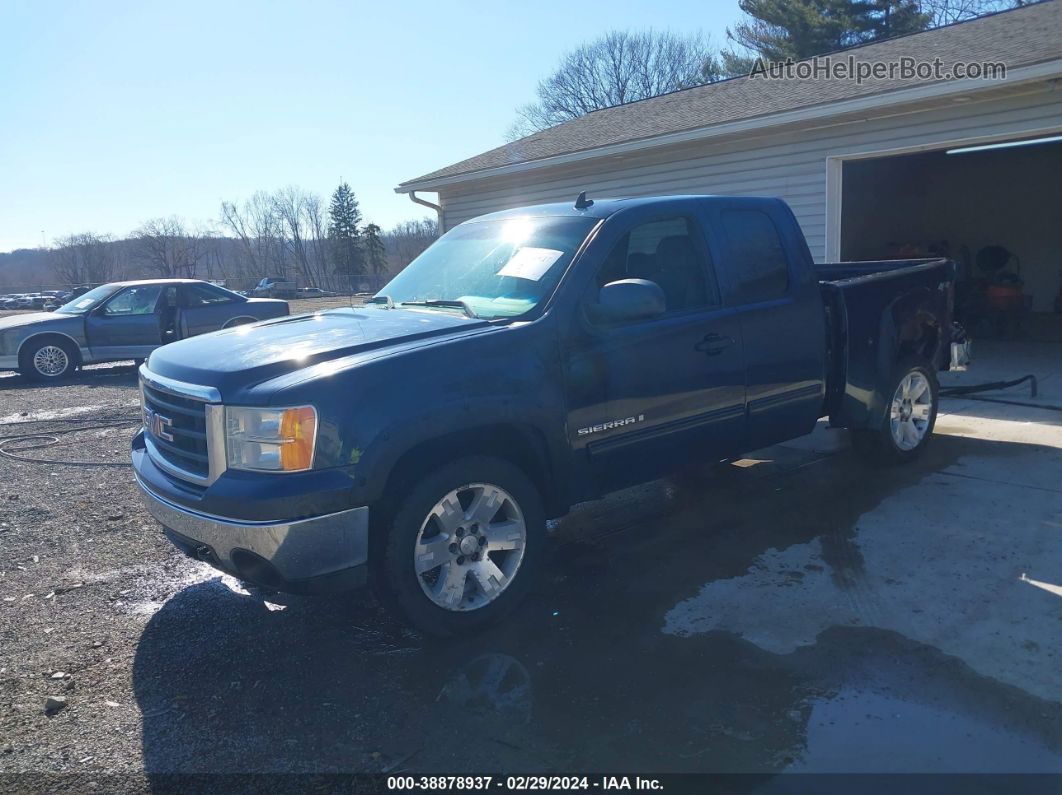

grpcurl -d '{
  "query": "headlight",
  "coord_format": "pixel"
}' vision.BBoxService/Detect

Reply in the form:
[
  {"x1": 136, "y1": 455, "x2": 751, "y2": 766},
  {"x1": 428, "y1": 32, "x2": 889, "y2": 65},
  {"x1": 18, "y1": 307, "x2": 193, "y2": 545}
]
[{"x1": 225, "y1": 406, "x2": 317, "y2": 472}]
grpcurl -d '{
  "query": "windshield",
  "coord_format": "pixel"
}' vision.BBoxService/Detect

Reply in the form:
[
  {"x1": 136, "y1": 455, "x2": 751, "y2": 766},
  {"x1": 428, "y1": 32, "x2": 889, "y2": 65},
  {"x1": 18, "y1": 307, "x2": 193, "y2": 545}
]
[
  {"x1": 377, "y1": 216, "x2": 598, "y2": 320},
  {"x1": 54, "y1": 285, "x2": 118, "y2": 314}
]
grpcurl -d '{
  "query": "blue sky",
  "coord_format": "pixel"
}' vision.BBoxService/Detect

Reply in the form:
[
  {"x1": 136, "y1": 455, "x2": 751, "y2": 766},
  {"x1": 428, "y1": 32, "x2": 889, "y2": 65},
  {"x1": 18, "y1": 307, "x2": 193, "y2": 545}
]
[{"x1": 0, "y1": 0, "x2": 744, "y2": 253}]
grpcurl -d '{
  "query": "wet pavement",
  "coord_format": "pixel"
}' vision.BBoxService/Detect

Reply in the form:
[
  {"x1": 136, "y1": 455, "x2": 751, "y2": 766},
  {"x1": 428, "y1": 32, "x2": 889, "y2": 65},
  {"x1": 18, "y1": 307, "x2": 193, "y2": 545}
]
[
  {"x1": 133, "y1": 409, "x2": 1062, "y2": 776},
  {"x1": 2, "y1": 347, "x2": 1062, "y2": 778}
]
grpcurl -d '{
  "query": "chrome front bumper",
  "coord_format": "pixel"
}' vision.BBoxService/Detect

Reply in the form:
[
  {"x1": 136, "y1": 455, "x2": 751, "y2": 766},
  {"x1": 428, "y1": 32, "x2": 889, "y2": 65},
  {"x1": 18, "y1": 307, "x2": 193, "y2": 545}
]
[{"x1": 136, "y1": 475, "x2": 369, "y2": 590}]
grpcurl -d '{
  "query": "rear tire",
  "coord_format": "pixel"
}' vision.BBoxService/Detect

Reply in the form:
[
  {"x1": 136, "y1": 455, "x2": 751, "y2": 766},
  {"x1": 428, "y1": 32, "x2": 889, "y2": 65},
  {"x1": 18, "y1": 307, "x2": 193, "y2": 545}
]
[
  {"x1": 377, "y1": 455, "x2": 545, "y2": 636},
  {"x1": 19, "y1": 337, "x2": 78, "y2": 381},
  {"x1": 852, "y1": 356, "x2": 938, "y2": 465}
]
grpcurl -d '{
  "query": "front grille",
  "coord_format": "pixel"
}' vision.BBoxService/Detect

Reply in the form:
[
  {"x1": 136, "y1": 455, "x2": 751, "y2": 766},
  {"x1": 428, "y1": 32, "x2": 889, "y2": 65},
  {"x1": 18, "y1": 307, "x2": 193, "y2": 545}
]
[{"x1": 142, "y1": 381, "x2": 210, "y2": 480}]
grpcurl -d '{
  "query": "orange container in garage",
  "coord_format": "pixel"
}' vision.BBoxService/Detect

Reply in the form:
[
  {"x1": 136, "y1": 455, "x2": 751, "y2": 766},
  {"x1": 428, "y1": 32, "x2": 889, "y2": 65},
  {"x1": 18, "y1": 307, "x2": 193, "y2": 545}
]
[{"x1": 986, "y1": 284, "x2": 1025, "y2": 312}]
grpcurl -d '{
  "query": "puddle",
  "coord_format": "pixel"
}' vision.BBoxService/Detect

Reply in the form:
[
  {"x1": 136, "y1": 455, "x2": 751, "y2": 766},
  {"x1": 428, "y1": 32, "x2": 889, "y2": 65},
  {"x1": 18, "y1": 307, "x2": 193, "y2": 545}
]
[
  {"x1": 788, "y1": 688, "x2": 1062, "y2": 773},
  {"x1": 663, "y1": 440, "x2": 1062, "y2": 704}
]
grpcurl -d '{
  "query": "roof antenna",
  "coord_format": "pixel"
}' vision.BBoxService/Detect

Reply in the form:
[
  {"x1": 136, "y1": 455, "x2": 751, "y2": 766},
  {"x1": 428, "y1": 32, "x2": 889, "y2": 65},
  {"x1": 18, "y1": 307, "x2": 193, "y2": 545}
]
[{"x1": 574, "y1": 191, "x2": 594, "y2": 210}]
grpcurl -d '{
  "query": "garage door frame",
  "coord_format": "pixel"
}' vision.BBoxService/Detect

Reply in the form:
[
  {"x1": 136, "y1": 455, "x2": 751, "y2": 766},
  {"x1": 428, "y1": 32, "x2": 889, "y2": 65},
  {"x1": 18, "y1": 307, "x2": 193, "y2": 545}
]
[{"x1": 824, "y1": 123, "x2": 1062, "y2": 262}]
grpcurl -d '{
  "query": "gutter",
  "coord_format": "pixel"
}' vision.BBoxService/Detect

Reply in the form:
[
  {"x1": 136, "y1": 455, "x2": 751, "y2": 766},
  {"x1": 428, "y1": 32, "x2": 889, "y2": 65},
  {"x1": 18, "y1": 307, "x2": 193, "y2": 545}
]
[
  {"x1": 407, "y1": 190, "x2": 441, "y2": 213},
  {"x1": 394, "y1": 59, "x2": 1062, "y2": 193},
  {"x1": 404, "y1": 190, "x2": 443, "y2": 229}
]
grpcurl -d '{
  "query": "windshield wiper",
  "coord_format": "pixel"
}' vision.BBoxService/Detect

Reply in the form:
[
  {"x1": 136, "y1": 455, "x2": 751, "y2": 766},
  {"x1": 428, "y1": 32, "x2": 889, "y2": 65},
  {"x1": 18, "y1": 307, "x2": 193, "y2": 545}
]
[{"x1": 399, "y1": 299, "x2": 478, "y2": 319}]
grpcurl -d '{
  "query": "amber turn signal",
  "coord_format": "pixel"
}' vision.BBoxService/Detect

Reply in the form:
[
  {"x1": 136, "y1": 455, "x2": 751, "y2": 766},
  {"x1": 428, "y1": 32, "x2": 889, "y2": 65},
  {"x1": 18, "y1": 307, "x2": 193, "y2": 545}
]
[{"x1": 279, "y1": 406, "x2": 317, "y2": 471}]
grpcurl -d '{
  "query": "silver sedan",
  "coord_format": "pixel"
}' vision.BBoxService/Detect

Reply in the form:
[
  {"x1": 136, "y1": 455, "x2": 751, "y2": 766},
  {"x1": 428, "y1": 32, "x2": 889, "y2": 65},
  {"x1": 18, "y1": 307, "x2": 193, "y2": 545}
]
[{"x1": 0, "y1": 279, "x2": 288, "y2": 380}]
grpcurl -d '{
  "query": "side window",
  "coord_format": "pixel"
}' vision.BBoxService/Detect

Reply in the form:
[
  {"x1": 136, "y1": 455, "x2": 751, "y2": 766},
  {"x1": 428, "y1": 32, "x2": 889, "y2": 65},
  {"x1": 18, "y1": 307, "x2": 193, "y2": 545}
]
[
  {"x1": 591, "y1": 216, "x2": 719, "y2": 317},
  {"x1": 102, "y1": 285, "x2": 163, "y2": 316},
  {"x1": 720, "y1": 210, "x2": 790, "y2": 304},
  {"x1": 182, "y1": 283, "x2": 236, "y2": 306}
]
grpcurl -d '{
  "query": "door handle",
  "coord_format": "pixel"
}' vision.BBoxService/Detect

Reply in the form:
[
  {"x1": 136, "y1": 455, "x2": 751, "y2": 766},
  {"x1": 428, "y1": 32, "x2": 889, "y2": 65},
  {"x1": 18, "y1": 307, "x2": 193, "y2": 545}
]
[{"x1": 695, "y1": 333, "x2": 735, "y2": 356}]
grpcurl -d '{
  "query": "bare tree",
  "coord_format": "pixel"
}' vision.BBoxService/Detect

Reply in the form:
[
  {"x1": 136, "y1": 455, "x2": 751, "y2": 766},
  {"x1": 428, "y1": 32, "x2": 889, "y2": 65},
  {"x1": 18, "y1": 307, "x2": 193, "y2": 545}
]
[
  {"x1": 271, "y1": 186, "x2": 319, "y2": 288},
  {"x1": 507, "y1": 30, "x2": 723, "y2": 140},
  {"x1": 303, "y1": 192, "x2": 333, "y2": 291},
  {"x1": 384, "y1": 218, "x2": 439, "y2": 276},
  {"x1": 918, "y1": 0, "x2": 1023, "y2": 26},
  {"x1": 130, "y1": 217, "x2": 206, "y2": 278},
  {"x1": 50, "y1": 232, "x2": 116, "y2": 286},
  {"x1": 220, "y1": 192, "x2": 286, "y2": 280}
]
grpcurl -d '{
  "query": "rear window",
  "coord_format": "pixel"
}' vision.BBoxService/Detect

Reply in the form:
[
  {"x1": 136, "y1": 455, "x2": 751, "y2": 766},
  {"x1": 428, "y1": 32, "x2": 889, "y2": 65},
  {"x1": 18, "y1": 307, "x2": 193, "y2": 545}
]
[{"x1": 721, "y1": 210, "x2": 790, "y2": 304}]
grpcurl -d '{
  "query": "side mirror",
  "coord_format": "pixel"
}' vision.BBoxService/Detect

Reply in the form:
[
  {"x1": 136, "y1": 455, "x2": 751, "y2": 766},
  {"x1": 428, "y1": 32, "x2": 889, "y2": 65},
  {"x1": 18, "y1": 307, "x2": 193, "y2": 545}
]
[{"x1": 590, "y1": 279, "x2": 666, "y2": 324}]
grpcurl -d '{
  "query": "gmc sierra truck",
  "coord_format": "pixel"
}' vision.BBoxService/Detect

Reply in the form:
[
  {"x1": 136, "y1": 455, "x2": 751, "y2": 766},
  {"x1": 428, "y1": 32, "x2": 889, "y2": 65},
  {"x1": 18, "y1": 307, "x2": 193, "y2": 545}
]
[{"x1": 131, "y1": 195, "x2": 957, "y2": 634}]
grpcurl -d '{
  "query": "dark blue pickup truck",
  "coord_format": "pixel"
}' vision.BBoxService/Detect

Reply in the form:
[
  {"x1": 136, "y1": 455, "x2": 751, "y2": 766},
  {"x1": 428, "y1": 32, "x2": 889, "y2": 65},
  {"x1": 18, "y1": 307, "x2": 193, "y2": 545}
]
[{"x1": 132, "y1": 195, "x2": 957, "y2": 634}]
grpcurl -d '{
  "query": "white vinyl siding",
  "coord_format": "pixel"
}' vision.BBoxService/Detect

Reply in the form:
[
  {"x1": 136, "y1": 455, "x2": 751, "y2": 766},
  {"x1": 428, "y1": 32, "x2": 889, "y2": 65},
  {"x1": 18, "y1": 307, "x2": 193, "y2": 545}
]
[{"x1": 435, "y1": 84, "x2": 1062, "y2": 262}]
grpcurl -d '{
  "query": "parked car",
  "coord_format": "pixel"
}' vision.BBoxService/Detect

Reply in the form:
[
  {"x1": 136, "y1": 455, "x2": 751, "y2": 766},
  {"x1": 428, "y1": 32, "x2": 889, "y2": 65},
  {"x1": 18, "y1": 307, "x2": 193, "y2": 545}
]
[
  {"x1": 132, "y1": 195, "x2": 958, "y2": 634},
  {"x1": 297, "y1": 287, "x2": 335, "y2": 297},
  {"x1": 0, "y1": 278, "x2": 289, "y2": 380},
  {"x1": 251, "y1": 276, "x2": 297, "y2": 298}
]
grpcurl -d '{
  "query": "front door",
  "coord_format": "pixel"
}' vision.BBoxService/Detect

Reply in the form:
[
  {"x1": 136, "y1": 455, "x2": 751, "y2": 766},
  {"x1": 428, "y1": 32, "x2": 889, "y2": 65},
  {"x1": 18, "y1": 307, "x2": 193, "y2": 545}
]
[
  {"x1": 85, "y1": 283, "x2": 166, "y2": 359},
  {"x1": 565, "y1": 212, "x2": 746, "y2": 493}
]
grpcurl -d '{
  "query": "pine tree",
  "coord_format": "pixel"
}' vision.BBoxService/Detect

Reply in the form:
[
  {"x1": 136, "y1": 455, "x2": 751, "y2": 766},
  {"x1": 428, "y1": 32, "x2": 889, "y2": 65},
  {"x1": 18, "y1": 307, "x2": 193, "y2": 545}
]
[
  {"x1": 729, "y1": 0, "x2": 930, "y2": 62},
  {"x1": 328, "y1": 181, "x2": 364, "y2": 281},
  {"x1": 363, "y1": 223, "x2": 387, "y2": 288},
  {"x1": 858, "y1": 0, "x2": 931, "y2": 41}
]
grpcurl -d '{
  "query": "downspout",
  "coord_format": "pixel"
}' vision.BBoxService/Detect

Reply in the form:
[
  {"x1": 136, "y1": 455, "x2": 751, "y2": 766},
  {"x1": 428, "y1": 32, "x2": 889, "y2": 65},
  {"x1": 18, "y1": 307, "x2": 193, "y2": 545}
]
[{"x1": 406, "y1": 190, "x2": 443, "y2": 231}]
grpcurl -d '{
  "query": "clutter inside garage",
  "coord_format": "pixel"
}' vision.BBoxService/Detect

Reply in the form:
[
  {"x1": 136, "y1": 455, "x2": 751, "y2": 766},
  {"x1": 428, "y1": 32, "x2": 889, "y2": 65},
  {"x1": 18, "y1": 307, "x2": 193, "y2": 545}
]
[{"x1": 840, "y1": 134, "x2": 1062, "y2": 342}]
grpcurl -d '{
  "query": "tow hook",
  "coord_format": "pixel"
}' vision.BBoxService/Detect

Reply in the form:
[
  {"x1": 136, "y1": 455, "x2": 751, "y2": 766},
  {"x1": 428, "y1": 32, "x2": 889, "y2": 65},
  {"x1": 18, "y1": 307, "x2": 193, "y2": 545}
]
[{"x1": 194, "y1": 544, "x2": 213, "y2": 562}]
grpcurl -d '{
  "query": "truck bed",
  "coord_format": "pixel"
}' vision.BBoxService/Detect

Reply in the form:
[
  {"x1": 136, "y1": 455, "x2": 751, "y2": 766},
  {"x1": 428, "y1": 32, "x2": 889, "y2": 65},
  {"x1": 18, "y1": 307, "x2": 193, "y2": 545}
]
[
  {"x1": 815, "y1": 257, "x2": 955, "y2": 429},
  {"x1": 815, "y1": 257, "x2": 950, "y2": 283}
]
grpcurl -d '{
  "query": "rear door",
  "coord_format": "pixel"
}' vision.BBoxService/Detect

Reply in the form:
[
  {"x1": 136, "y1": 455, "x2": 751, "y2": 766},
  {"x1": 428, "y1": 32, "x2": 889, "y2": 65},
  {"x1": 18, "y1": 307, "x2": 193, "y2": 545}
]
[
  {"x1": 709, "y1": 199, "x2": 827, "y2": 450},
  {"x1": 564, "y1": 206, "x2": 746, "y2": 492},
  {"x1": 85, "y1": 284, "x2": 165, "y2": 359}
]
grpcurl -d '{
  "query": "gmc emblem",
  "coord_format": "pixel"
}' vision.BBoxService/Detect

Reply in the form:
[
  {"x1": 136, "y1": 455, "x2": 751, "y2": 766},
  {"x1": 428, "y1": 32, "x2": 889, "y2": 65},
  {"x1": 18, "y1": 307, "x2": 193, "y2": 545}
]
[{"x1": 145, "y1": 408, "x2": 174, "y2": 442}]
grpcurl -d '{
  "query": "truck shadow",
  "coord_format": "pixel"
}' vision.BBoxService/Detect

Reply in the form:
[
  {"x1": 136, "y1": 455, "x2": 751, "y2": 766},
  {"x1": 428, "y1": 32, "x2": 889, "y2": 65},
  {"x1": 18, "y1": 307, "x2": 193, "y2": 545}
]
[{"x1": 132, "y1": 432, "x2": 1062, "y2": 778}]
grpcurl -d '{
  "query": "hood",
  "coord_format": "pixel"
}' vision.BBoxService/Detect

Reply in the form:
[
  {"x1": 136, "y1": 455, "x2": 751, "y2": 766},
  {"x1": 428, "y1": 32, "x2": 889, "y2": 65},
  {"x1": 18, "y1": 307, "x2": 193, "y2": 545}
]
[
  {"x1": 146, "y1": 306, "x2": 491, "y2": 396},
  {"x1": 0, "y1": 312, "x2": 65, "y2": 332}
]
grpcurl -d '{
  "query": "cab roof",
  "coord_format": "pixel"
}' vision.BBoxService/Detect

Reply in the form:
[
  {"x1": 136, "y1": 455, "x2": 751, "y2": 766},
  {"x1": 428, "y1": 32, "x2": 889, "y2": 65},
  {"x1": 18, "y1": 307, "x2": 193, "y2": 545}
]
[
  {"x1": 461, "y1": 194, "x2": 779, "y2": 224},
  {"x1": 108, "y1": 278, "x2": 204, "y2": 287}
]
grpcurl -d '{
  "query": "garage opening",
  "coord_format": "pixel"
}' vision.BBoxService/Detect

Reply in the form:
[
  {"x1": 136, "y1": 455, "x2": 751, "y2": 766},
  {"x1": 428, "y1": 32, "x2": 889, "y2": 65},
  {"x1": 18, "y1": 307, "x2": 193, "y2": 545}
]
[{"x1": 840, "y1": 135, "x2": 1062, "y2": 341}]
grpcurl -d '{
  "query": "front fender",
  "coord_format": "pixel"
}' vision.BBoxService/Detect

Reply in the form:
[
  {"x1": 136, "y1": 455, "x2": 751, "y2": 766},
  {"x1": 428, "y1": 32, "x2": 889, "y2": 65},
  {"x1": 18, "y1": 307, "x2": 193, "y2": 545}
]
[
  {"x1": 3, "y1": 317, "x2": 88, "y2": 362},
  {"x1": 350, "y1": 398, "x2": 570, "y2": 510}
]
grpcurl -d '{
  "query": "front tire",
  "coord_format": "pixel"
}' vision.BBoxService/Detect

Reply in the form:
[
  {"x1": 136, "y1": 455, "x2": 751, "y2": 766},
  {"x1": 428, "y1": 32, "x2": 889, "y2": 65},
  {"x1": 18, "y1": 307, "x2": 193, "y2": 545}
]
[
  {"x1": 852, "y1": 357, "x2": 938, "y2": 465},
  {"x1": 378, "y1": 456, "x2": 544, "y2": 636},
  {"x1": 20, "y1": 338, "x2": 78, "y2": 381}
]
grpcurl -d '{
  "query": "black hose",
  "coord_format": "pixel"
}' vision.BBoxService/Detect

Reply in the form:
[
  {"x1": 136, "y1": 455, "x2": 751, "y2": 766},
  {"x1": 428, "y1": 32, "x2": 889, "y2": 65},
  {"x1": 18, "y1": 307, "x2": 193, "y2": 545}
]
[
  {"x1": 952, "y1": 396, "x2": 1062, "y2": 413},
  {"x1": 940, "y1": 373, "x2": 1062, "y2": 412},
  {"x1": 0, "y1": 414, "x2": 141, "y2": 467},
  {"x1": 940, "y1": 374, "x2": 1038, "y2": 398}
]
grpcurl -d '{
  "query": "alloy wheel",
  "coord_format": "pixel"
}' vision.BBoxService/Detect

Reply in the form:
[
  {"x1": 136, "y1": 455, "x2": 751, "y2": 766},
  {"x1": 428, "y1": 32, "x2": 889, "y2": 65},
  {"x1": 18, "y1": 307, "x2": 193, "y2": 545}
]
[
  {"x1": 413, "y1": 482, "x2": 527, "y2": 612},
  {"x1": 33, "y1": 345, "x2": 69, "y2": 377},
  {"x1": 890, "y1": 371, "x2": 933, "y2": 451}
]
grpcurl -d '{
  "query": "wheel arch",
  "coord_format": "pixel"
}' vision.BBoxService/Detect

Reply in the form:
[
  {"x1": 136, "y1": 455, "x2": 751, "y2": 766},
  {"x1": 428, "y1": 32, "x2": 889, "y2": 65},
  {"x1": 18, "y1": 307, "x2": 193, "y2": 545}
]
[
  {"x1": 17, "y1": 331, "x2": 84, "y2": 367},
  {"x1": 222, "y1": 315, "x2": 259, "y2": 328},
  {"x1": 375, "y1": 422, "x2": 565, "y2": 522},
  {"x1": 897, "y1": 316, "x2": 942, "y2": 368}
]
